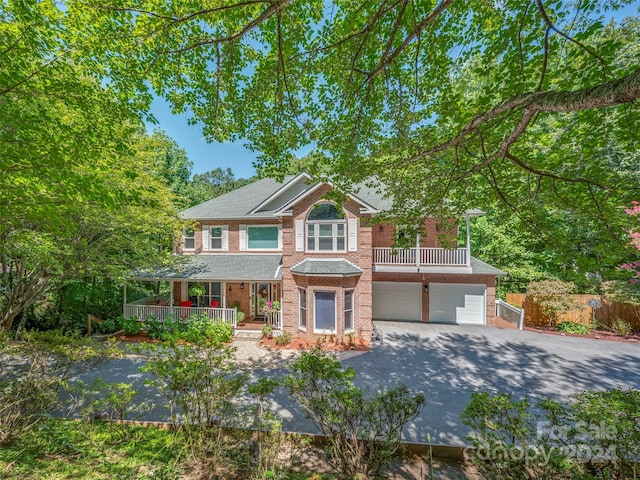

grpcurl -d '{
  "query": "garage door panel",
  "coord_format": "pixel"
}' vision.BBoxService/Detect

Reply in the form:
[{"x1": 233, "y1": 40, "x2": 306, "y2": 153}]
[
  {"x1": 429, "y1": 284, "x2": 486, "y2": 325},
  {"x1": 373, "y1": 282, "x2": 421, "y2": 321}
]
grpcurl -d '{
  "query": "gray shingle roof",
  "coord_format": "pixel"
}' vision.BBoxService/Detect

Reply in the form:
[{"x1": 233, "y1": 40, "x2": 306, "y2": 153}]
[
  {"x1": 290, "y1": 258, "x2": 363, "y2": 277},
  {"x1": 179, "y1": 176, "x2": 297, "y2": 220},
  {"x1": 470, "y1": 257, "x2": 507, "y2": 276},
  {"x1": 133, "y1": 255, "x2": 283, "y2": 281}
]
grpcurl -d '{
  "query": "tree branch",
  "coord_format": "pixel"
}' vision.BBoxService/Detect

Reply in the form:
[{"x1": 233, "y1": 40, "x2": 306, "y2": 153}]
[
  {"x1": 161, "y1": 0, "x2": 291, "y2": 54},
  {"x1": 408, "y1": 67, "x2": 640, "y2": 164},
  {"x1": 366, "y1": 0, "x2": 455, "y2": 81}
]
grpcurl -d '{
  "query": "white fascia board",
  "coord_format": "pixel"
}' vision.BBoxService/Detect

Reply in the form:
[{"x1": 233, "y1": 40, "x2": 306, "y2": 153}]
[{"x1": 274, "y1": 181, "x2": 379, "y2": 217}]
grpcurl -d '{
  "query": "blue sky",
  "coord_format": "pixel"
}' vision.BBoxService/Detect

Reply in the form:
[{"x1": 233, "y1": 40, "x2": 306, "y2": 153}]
[
  {"x1": 146, "y1": 3, "x2": 638, "y2": 181},
  {"x1": 147, "y1": 95, "x2": 259, "y2": 179}
]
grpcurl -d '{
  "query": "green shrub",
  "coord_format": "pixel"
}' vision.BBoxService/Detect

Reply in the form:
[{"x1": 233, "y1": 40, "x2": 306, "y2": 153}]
[
  {"x1": 610, "y1": 318, "x2": 632, "y2": 336},
  {"x1": 97, "y1": 316, "x2": 121, "y2": 334},
  {"x1": 284, "y1": 348, "x2": 425, "y2": 478},
  {"x1": 180, "y1": 314, "x2": 233, "y2": 346},
  {"x1": 0, "y1": 331, "x2": 119, "y2": 444},
  {"x1": 144, "y1": 315, "x2": 185, "y2": 340},
  {"x1": 275, "y1": 332, "x2": 293, "y2": 346},
  {"x1": 462, "y1": 389, "x2": 640, "y2": 480},
  {"x1": 555, "y1": 321, "x2": 590, "y2": 335},
  {"x1": 122, "y1": 316, "x2": 142, "y2": 335}
]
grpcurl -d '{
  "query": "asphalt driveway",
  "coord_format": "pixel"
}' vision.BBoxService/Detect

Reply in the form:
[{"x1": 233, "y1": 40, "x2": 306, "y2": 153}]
[{"x1": 67, "y1": 322, "x2": 640, "y2": 447}]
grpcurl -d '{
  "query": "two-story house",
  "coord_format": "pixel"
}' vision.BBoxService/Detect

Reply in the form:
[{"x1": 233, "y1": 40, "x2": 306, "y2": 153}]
[{"x1": 126, "y1": 173, "x2": 504, "y2": 341}]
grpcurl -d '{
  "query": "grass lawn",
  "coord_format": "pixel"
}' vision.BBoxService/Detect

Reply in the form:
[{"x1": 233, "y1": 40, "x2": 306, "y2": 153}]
[{"x1": 0, "y1": 419, "x2": 183, "y2": 479}]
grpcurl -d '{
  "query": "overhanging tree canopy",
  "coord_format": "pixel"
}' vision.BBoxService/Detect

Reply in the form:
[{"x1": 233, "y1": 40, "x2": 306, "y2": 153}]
[
  {"x1": 9, "y1": 0, "x2": 638, "y2": 283},
  {"x1": 67, "y1": 0, "x2": 638, "y2": 204}
]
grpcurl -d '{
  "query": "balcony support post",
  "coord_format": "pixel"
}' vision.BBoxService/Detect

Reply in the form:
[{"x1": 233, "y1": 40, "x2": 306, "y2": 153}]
[
  {"x1": 416, "y1": 234, "x2": 421, "y2": 267},
  {"x1": 465, "y1": 215, "x2": 471, "y2": 267}
]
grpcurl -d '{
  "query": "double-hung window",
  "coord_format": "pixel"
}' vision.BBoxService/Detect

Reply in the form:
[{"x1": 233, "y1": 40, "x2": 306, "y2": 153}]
[
  {"x1": 306, "y1": 203, "x2": 346, "y2": 252},
  {"x1": 344, "y1": 290, "x2": 354, "y2": 332},
  {"x1": 183, "y1": 228, "x2": 195, "y2": 250},
  {"x1": 299, "y1": 289, "x2": 307, "y2": 330},
  {"x1": 203, "y1": 225, "x2": 228, "y2": 251}
]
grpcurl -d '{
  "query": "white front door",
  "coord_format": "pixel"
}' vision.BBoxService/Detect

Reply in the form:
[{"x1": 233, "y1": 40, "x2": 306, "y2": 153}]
[
  {"x1": 372, "y1": 282, "x2": 422, "y2": 321},
  {"x1": 428, "y1": 283, "x2": 486, "y2": 325}
]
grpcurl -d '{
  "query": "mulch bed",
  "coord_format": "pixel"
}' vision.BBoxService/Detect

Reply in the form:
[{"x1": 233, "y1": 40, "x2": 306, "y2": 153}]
[
  {"x1": 111, "y1": 331, "x2": 372, "y2": 351},
  {"x1": 259, "y1": 336, "x2": 371, "y2": 351},
  {"x1": 115, "y1": 332, "x2": 161, "y2": 344},
  {"x1": 523, "y1": 326, "x2": 640, "y2": 344}
]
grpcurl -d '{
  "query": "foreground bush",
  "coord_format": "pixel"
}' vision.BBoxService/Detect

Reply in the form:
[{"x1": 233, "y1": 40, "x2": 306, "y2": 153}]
[
  {"x1": 140, "y1": 341, "x2": 249, "y2": 478},
  {"x1": 0, "y1": 330, "x2": 119, "y2": 444},
  {"x1": 285, "y1": 347, "x2": 425, "y2": 479},
  {"x1": 462, "y1": 389, "x2": 640, "y2": 479}
]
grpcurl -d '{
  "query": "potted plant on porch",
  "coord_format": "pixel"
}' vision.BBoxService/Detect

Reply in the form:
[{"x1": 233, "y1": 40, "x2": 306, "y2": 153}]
[
  {"x1": 261, "y1": 323, "x2": 273, "y2": 339},
  {"x1": 188, "y1": 283, "x2": 206, "y2": 307}
]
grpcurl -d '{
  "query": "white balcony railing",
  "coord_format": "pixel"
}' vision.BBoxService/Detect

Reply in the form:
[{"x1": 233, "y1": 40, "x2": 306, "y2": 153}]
[
  {"x1": 373, "y1": 247, "x2": 468, "y2": 266},
  {"x1": 123, "y1": 304, "x2": 237, "y2": 327}
]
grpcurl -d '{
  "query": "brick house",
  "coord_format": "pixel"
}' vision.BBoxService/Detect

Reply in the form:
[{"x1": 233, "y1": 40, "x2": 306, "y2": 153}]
[{"x1": 126, "y1": 173, "x2": 504, "y2": 341}]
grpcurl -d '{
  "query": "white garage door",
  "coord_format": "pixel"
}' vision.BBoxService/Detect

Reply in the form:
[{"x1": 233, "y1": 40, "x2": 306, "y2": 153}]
[
  {"x1": 373, "y1": 282, "x2": 422, "y2": 321},
  {"x1": 429, "y1": 283, "x2": 486, "y2": 325}
]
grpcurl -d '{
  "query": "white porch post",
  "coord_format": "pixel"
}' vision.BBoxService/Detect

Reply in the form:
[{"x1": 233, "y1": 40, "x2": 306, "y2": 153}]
[
  {"x1": 465, "y1": 215, "x2": 471, "y2": 267},
  {"x1": 415, "y1": 234, "x2": 421, "y2": 267},
  {"x1": 169, "y1": 280, "x2": 174, "y2": 306}
]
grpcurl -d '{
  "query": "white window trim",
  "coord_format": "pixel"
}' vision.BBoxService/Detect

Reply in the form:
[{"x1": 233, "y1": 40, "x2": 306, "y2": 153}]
[
  {"x1": 182, "y1": 228, "x2": 196, "y2": 251},
  {"x1": 313, "y1": 290, "x2": 337, "y2": 334},
  {"x1": 298, "y1": 288, "x2": 307, "y2": 332},
  {"x1": 202, "y1": 225, "x2": 228, "y2": 252},
  {"x1": 246, "y1": 224, "x2": 282, "y2": 251},
  {"x1": 344, "y1": 289, "x2": 354, "y2": 333}
]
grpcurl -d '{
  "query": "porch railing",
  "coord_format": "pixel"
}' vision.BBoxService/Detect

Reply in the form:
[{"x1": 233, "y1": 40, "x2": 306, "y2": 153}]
[
  {"x1": 265, "y1": 309, "x2": 283, "y2": 331},
  {"x1": 123, "y1": 304, "x2": 237, "y2": 327},
  {"x1": 495, "y1": 299, "x2": 524, "y2": 330},
  {"x1": 373, "y1": 247, "x2": 468, "y2": 266}
]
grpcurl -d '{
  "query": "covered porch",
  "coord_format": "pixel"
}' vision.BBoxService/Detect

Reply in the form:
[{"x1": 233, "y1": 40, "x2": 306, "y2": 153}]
[{"x1": 126, "y1": 254, "x2": 284, "y2": 332}]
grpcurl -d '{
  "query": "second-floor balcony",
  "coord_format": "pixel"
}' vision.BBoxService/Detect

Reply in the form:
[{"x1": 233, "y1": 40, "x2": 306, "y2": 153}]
[{"x1": 373, "y1": 247, "x2": 471, "y2": 272}]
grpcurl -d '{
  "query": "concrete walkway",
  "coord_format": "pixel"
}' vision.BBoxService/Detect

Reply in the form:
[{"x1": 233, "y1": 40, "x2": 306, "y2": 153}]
[{"x1": 68, "y1": 322, "x2": 640, "y2": 447}]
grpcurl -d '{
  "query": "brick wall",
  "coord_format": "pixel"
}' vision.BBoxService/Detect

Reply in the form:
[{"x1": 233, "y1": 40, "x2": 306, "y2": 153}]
[
  {"x1": 177, "y1": 219, "x2": 282, "y2": 254},
  {"x1": 280, "y1": 184, "x2": 373, "y2": 341},
  {"x1": 372, "y1": 218, "x2": 458, "y2": 248}
]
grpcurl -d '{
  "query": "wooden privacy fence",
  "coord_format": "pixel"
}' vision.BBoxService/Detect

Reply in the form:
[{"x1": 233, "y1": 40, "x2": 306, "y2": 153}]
[{"x1": 505, "y1": 293, "x2": 640, "y2": 331}]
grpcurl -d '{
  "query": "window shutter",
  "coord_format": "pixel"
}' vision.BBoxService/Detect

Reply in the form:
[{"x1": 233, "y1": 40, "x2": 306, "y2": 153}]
[
  {"x1": 239, "y1": 224, "x2": 247, "y2": 251},
  {"x1": 295, "y1": 220, "x2": 304, "y2": 252},
  {"x1": 202, "y1": 225, "x2": 210, "y2": 251},
  {"x1": 348, "y1": 218, "x2": 358, "y2": 252},
  {"x1": 278, "y1": 225, "x2": 283, "y2": 250},
  {"x1": 221, "y1": 225, "x2": 229, "y2": 251}
]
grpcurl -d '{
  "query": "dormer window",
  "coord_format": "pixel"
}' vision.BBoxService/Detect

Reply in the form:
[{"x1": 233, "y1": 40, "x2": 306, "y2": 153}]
[{"x1": 306, "y1": 203, "x2": 346, "y2": 252}]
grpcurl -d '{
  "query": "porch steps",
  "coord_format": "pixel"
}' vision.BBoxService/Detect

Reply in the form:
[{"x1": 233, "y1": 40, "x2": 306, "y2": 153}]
[{"x1": 233, "y1": 330, "x2": 262, "y2": 341}]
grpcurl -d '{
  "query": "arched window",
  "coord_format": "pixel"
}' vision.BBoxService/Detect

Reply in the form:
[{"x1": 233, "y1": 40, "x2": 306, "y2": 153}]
[{"x1": 306, "y1": 203, "x2": 346, "y2": 251}]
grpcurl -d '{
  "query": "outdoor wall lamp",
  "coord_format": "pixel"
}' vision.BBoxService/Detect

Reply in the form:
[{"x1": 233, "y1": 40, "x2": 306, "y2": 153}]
[
  {"x1": 240, "y1": 283, "x2": 244, "y2": 290},
  {"x1": 424, "y1": 284, "x2": 429, "y2": 293},
  {"x1": 228, "y1": 285, "x2": 232, "y2": 292}
]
